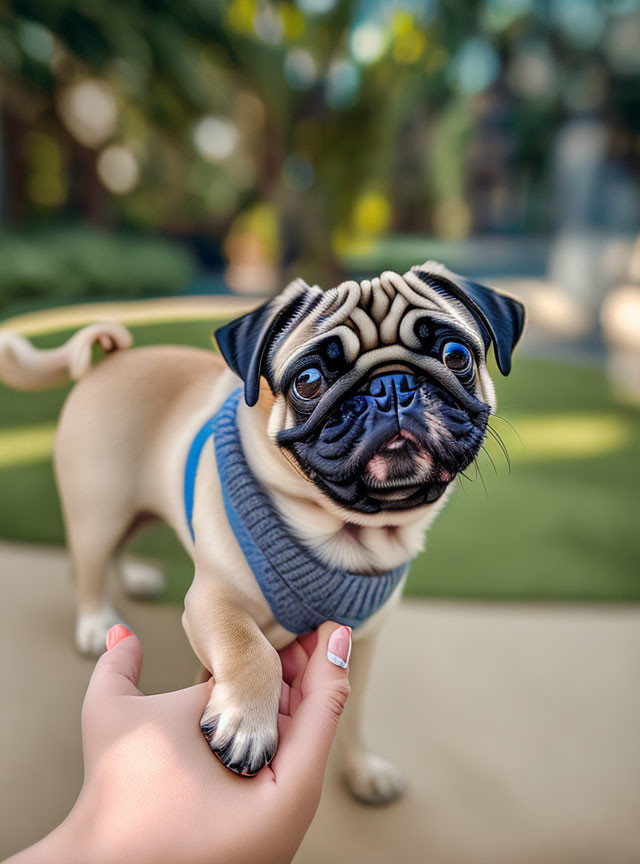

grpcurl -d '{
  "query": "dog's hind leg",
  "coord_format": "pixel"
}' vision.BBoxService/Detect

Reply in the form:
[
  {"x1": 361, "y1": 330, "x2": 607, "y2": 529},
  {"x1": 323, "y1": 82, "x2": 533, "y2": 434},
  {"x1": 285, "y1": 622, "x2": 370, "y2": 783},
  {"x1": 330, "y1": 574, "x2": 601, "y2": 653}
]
[
  {"x1": 112, "y1": 514, "x2": 166, "y2": 601},
  {"x1": 53, "y1": 360, "x2": 151, "y2": 656},
  {"x1": 117, "y1": 559, "x2": 166, "y2": 600},
  {"x1": 56, "y1": 435, "x2": 139, "y2": 655},
  {"x1": 339, "y1": 627, "x2": 407, "y2": 804},
  {"x1": 63, "y1": 504, "x2": 135, "y2": 656}
]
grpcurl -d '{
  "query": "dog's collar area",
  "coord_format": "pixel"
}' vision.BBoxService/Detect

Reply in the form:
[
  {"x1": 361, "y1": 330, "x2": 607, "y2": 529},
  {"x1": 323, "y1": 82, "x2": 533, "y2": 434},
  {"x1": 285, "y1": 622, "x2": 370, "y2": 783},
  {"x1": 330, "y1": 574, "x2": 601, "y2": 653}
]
[
  {"x1": 184, "y1": 388, "x2": 409, "y2": 634},
  {"x1": 276, "y1": 347, "x2": 487, "y2": 447}
]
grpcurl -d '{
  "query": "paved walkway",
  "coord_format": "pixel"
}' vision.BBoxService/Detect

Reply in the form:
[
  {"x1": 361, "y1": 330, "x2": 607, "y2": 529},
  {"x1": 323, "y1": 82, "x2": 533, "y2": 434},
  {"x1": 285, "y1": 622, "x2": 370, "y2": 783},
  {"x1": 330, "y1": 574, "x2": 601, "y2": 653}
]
[{"x1": 1, "y1": 542, "x2": 639, "y2": 863}]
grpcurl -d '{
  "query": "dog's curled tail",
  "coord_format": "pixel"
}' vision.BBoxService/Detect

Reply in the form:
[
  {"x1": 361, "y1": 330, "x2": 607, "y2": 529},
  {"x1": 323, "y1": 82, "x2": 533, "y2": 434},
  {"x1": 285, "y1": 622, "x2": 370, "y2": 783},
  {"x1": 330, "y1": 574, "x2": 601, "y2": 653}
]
[{"x1": 0, "y1": 322, "x2": 132, "y2": 391}]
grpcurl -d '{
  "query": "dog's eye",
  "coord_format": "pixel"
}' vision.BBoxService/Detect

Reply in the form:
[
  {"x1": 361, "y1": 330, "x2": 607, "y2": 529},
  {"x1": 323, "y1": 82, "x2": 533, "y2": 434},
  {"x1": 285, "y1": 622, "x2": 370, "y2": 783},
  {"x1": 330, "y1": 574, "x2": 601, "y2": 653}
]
[
  {"x1": 442, "y1": 342, "x2": 473, "y2": 376},
  {"x1": 292, "y1": 368, "x2": 326, "y2": 401}
]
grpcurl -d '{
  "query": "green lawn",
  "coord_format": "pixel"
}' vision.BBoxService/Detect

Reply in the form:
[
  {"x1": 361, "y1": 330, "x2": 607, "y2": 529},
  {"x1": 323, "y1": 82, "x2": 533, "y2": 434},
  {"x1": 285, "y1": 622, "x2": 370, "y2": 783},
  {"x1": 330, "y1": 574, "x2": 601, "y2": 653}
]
[{"x1": 1, "y1": 320, "x2": 638, "y2": 604}]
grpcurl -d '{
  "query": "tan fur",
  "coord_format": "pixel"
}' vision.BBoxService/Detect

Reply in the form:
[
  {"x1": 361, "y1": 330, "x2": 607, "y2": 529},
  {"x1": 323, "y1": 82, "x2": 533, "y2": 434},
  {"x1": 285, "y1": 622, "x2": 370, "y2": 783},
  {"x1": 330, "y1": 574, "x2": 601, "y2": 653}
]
[{"x1": 1, "y1": 265, "x2": 499, "y2": 796}]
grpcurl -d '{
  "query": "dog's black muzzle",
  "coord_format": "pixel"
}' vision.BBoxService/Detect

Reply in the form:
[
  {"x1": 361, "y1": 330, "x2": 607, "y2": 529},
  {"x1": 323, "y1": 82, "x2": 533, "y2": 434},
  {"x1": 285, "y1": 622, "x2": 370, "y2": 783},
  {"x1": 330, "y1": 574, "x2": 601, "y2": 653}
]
[
  {"x1": 350, "y1": 370, "x2": 421, "y2": 417},
  {"x1": 284, "y1": 369, "x2": 491, "y2": 514},
  {"x1": 276, "y1": 347, "x2": 486, "y2": 447}
]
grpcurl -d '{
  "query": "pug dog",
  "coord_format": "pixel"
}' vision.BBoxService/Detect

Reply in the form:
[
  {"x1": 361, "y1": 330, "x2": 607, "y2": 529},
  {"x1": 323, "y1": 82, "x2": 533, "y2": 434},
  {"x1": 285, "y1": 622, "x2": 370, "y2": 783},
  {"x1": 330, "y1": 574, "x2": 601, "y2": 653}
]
[{"x1": 0, "y1": 261, "x2": 524, "y2": 803}]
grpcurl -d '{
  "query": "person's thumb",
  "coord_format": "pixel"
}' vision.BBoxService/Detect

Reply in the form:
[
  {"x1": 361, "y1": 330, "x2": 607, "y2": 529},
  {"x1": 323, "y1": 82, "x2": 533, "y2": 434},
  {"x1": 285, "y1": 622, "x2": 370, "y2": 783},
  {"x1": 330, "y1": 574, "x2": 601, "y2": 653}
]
[
  {"x1": 86, "y1": 625, "x2": 143, "y2": 701},
  {"x1": 273, "y1": 622, "x2": 351, "y2": 793}
]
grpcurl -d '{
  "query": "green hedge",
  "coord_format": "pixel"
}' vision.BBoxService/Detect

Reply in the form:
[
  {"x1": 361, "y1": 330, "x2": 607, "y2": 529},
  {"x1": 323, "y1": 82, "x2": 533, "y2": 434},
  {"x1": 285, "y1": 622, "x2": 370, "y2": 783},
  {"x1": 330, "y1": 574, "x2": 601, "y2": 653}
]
[{"x1": 0, "y1": 228, "x2": 198, "y2": 311}]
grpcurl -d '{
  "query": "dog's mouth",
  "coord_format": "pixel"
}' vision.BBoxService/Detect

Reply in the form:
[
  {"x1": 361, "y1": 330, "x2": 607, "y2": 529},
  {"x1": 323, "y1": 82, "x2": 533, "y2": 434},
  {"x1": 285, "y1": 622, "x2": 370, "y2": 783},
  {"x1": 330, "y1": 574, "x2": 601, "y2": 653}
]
[{"x1": 363, "y1": 431, "x2": 455, "y2": 502}]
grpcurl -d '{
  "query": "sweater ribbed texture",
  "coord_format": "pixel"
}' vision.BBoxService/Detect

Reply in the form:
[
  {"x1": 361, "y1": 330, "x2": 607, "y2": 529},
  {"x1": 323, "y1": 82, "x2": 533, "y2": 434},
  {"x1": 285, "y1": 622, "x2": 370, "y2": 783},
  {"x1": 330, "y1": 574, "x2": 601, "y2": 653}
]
[{"x1": 185, "y1": 388, "x2": 408, "y2": 634}]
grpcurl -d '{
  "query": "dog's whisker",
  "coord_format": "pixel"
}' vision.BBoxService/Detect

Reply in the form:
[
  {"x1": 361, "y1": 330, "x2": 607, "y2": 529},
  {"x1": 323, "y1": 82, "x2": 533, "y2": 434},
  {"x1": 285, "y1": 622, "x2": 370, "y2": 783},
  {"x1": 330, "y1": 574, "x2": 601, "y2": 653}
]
[
  {"x1": 474, "y1": 459, "x2": 489, "y2": 498},
  {"x1": 486, "y1": 425, "x2": 511, "y2": 474},
  {"x1": 481, "y1": 444, "x2": 498, "y2": 476},
  {"x1": 486, "y1": 424, "x2": 510, "y2": 463},
  {"x1": 491, "y1": 413, "x2": 524, "y2": 447}
]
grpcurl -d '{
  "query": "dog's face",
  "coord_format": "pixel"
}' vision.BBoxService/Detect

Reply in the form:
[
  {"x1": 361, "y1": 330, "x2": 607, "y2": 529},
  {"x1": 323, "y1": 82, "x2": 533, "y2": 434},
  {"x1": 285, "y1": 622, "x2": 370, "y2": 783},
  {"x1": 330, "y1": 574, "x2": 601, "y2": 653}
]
[{"x1": 216, "y1": 261, "x2": 525, "y2": 515}]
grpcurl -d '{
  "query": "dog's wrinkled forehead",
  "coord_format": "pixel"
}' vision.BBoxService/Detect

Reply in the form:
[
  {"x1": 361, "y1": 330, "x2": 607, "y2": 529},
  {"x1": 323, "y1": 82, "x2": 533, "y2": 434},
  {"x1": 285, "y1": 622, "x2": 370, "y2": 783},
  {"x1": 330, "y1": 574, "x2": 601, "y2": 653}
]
[
  {"x1": 214, "y1": 260, "x2": 525, "y2": 411},
  {"x1": 269, "y1": 263, "x2": 486, "y2": 383}
]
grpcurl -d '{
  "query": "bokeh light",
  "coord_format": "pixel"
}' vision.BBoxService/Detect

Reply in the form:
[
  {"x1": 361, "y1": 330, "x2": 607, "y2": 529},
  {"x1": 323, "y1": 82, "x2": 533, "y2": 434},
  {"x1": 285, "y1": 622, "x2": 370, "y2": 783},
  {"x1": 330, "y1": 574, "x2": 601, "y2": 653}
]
[
  {"x1": 449, "y1": 38, "x2": 501, "y2": 94},
  {"x1": 551, "y1": 0, "x2": 607, "y2": 49},
  {"x1": 350, "y1": 22, "x2": 387, "y2": 65},
  {"x1": 353, "y1": 192, "x2": 391, "y2": 237},
  {"x1": 507, "y1": 42, "x2": 556, "y2": 100},
  {"x1": 481, "y1": 0, "x2": 533, "y2": 32},
  {"x1": 16, "y1": 20, "x2": 54, "y2": 64},
  {"x1": 192, "y1": 116, "x2": 239, "y2": 163},
  {"x1": 391, "y1": 12, "x2": 426, "y2": 65},
  {"x1": 57, "y1": 80, "x2": 118, "y2": 148},
  {"x1": 96, "y1": 146, "x2": 140, "y2": 195},
  {"x1": 295, "y1": 0, "x2": 338, "y2": 14},
  {"x1": 254, "y1": 5, "x2": 284, "y2": 44},
  {"x1": 605, "y1": 12, "x2": 640, "y2": 75},
  {"x1": 325, "y1": 60, "x2": 360, "y2": 108},
  {"x1": 284, "y1": 48, "x2": 318, "y2": 89}
]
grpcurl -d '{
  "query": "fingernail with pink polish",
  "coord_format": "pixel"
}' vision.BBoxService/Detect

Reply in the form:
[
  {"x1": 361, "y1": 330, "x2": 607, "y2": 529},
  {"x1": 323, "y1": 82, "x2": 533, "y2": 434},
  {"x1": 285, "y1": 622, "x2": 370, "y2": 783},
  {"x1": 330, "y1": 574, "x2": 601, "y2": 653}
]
[
  {"x1": 327, "y1": 626, "x2": 352, "y2": 669},
  {"x1": 106, "y1": 624, "x2": 132, "y2": 651}
]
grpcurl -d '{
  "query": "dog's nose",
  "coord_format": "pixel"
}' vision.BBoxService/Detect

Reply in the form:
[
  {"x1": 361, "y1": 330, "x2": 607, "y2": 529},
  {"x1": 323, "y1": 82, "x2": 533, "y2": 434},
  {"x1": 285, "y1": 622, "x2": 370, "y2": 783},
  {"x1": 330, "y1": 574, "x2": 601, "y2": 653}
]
[{"x1": 366, "y1": 372, "x2": 419, "y2": 411}]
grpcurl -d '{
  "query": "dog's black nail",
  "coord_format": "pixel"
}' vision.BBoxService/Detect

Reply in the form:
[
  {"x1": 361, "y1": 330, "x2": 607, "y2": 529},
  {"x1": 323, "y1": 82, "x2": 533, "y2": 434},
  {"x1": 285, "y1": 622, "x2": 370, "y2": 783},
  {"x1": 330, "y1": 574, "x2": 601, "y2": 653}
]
[{"x1": 200, "y1": 713, "x2": 278, "y2": 776}]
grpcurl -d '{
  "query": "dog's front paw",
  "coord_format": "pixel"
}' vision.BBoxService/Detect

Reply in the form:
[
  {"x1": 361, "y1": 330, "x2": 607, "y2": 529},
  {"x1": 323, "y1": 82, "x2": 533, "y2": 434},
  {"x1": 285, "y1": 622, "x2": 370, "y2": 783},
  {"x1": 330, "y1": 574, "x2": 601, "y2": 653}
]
[
  {"x1": 75, "y1": 604, "x2": 123, "y2": 656},
  {"x1": 200, "y1": 686, "x2": 279, "y2": 776},
  {"x1": 344, "y1": 751, "x2": 406, "y2": 804}
]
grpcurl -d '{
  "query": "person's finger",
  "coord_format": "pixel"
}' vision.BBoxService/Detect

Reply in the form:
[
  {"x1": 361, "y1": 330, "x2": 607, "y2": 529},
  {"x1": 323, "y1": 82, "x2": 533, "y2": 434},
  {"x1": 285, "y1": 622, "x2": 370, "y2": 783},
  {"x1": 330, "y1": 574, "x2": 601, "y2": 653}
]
[
  {"x1": 271, "y1": 622, "x2": 351, "y2": 792},
  {"x1": 86, "y1": 625, "x2": 143, "y2": 701},
  {"x1": 279, "y1": 638, "x2": 309, "y2": 687},
  {"x1": 279, "y1": 680, "x2": 291, "y2": 714},
  {"x1": 298, "y1": 630, "x2": 318, "y2": 658}
]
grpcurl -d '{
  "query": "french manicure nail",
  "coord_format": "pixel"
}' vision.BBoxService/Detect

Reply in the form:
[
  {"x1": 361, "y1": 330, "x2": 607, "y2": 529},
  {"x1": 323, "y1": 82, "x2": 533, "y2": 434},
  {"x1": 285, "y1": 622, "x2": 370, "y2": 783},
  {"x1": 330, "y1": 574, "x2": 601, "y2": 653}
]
[
  {"x1": 327, "y1": 625, "x2": 352, "y2": 669},
  {"x1": 106, "y1": 624, "x2": 132, "y2": 651}
]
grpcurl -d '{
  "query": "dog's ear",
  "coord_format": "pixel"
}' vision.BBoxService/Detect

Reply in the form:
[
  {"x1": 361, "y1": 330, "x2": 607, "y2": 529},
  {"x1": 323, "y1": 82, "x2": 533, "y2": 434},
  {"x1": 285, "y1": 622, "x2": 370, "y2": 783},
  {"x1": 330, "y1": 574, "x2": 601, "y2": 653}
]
[
  {"x1": 214, "y1": 280, "x2": 323, "y2": 406},
  {"x1": 454, "y1": 276, "x2": 525, "y2": 375},
  {"x1": 415, "y1": 266, "x2": 525, "y2": 375}
]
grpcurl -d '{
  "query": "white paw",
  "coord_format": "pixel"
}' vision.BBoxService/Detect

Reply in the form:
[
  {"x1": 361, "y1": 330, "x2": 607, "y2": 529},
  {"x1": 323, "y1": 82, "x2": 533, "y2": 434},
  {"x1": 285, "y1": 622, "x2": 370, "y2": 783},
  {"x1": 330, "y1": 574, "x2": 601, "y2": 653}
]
[
  {"x1": 75, "y1": 605, "x2": 124, "y2": 656},
  {"x1": 120, "y1": 561, "x2": 165, "y2": 599},
  {"x1": 200, "y1": 683, "x2": 280, "y2": 776},
  {"x1": 344, "y1": 751, "x2": 406, "y2": 804}
]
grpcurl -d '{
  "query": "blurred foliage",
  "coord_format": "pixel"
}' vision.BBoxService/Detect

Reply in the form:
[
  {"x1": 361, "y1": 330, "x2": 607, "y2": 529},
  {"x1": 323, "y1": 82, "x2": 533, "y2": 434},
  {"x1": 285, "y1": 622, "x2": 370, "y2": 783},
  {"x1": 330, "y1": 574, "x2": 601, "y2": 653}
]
[
  {"x1": 0, "y1": 0, "x2": 638, "y2": 288},
  {"x1": 0, "y1": 228, "x2": 198, "y2": 309}
]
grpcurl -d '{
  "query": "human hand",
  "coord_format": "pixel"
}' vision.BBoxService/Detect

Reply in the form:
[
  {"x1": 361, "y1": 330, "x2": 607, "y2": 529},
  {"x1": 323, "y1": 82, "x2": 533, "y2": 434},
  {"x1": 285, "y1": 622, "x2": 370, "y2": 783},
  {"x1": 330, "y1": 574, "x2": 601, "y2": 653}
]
[{"x1": 8, "y1": 622, "x2": 351, "y2": 864}]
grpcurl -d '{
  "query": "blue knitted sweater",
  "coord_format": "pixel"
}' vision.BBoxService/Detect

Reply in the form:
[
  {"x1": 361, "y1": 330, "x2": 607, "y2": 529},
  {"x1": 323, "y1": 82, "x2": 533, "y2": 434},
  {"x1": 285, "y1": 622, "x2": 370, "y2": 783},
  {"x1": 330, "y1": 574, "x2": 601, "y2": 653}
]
[{"x1": 184, "y1": 388, "x2": 408, "y2": 634}]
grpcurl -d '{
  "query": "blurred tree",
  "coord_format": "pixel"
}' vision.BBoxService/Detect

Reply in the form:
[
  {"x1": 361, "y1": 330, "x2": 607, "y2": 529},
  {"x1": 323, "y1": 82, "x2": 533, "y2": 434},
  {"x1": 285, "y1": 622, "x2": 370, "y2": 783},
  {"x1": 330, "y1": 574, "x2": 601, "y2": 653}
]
[{"x1": 0, "y1": 0, "x2": 638, "y2": 293}]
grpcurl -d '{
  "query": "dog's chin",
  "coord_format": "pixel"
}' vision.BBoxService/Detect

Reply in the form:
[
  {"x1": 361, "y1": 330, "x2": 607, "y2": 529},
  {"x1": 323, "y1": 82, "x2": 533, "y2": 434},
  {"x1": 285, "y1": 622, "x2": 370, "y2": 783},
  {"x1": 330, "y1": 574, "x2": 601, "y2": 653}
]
[
  {"x1": 364, "y1": 480, "x2": 450, "y2": 508},
  {"x1": 314, "y1": 472, "x2": 451, "y2": 514},
  {"x1": 303, "y1": 436, "x2": 458, "y2": 514}
]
